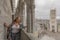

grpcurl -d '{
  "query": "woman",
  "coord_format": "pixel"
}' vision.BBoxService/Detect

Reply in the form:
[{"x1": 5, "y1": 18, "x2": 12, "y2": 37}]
[{"x1": 4, "y1": 17, "x2": 23, "y2": 40}]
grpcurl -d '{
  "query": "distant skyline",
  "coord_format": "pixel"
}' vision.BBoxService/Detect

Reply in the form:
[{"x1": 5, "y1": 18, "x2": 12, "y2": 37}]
[{"x1": 35, "y1": 0, "x2": 60, "y2": 19}]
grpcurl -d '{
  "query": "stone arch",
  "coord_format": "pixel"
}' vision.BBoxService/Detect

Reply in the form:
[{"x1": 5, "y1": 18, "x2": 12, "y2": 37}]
[{"x1": 14, "y1": 0, "x2": 35, "y2": 33}]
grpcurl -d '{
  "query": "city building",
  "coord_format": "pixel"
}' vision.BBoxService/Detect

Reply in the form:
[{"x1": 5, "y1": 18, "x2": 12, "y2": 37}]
[
  {"x1": 36, "y1": 19, "x2": 50, "y2": 31},
  {"x1": 36, "y1": 19, "x2": 60, "y2": 32},
  {"x1": 50, "y1": 8, "x2": 57, "y2": 32}
]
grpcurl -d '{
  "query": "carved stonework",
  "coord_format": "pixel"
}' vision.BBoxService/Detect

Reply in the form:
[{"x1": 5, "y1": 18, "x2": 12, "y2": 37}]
[
  {"x1": 0, "y1": 0, "x2": 12, "y2": 40},
  {"x1": 15, "y1": 0, "x2": 24, "y2": 21},
  {"x1": 26, "y1": 0, "x2": 35, "y2": 33},
  {"x1": 14, "y1": 0, "x2": 35, "y2": 33}
]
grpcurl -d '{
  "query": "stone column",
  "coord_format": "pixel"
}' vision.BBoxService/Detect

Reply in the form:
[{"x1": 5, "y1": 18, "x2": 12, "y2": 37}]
[
  {"x1": 11, "y1": 0, "x2": 20, "y2": 21},
  {"x1": 26, "y1": 0, "x2": 35, "y2": 33},
  {"x1": 23, "y1": 3, "x2": 27, "y2": 27},
  {"x1": 15, "y1": 0, "x2": 24, "y2": 23}
]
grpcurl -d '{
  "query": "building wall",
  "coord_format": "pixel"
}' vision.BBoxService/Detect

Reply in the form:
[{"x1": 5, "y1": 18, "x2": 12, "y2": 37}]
[
  {"x1": 50, "y1": 8, "x2": 57, "y2": 32},
  {"x1": 0, "y1": 0, "x2": 12, "y2": 40},
  {"x1": 57, "y1": 20, "x2": 60, "y2": 32},
  {"x1": 36, "y1": 19, "x2": 50, "y2": 31},
  {"x1": 36, "y1": 19, "x2": 60, "y2": 32}
]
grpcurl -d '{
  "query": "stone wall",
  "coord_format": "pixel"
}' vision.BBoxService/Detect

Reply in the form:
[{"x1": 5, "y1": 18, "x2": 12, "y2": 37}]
[{"x1": 0, "y1": 0, "x2": 12, "y2": 40}]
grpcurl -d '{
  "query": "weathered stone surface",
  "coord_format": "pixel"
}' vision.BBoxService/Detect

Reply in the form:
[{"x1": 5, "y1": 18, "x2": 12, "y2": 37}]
[
  {"x1": 0, "y1": 0, "x2": 12, "y2": 40},
  {"x1": 15, "y1": 0, "x2": 24, "y2": 17},
  {"x1": 26, "y1": 0, "x2": 35, "y2": 33}
]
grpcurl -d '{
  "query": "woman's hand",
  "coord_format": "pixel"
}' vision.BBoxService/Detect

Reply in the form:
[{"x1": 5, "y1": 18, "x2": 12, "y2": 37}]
[{"x1": 4, "y1": 22, "x2": 9, "y2": 27}]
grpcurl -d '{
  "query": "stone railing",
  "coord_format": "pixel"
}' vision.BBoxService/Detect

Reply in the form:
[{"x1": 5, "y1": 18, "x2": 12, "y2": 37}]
[{"x1": 20, "y1": 29, "x2": 31, "y2": 40}]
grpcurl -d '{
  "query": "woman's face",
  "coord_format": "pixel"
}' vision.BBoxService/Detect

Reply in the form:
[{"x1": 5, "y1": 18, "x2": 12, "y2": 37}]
[{"x1": 16, "y1": 17, "x2": 21, "y2": 24}]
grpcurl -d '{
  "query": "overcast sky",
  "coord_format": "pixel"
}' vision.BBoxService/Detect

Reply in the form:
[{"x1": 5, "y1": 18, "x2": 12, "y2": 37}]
[{"x1": 35, "y1": 0, "x2": 60, "y2": 19}]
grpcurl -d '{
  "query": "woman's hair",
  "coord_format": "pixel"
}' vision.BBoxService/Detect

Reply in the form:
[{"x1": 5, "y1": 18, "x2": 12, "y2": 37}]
[{"x1": 13, "y1": 17, "x2": 20, "y2": 23}]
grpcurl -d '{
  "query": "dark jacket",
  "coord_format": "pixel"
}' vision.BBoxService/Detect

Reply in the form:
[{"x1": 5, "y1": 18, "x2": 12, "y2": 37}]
[{"x1": 7, "y1": 23, "x2": 24, "y2": 39}]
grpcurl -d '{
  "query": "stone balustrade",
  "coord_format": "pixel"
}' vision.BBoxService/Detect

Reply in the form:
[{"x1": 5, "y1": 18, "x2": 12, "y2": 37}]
[{"x1": 20, "y1": 29, "x2": 31, "y2": 40}]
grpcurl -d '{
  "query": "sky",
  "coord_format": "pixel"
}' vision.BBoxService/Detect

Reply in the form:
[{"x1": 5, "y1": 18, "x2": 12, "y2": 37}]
[{"x1": 35, "y1": 0, "x2": 60, "y2": 19}]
